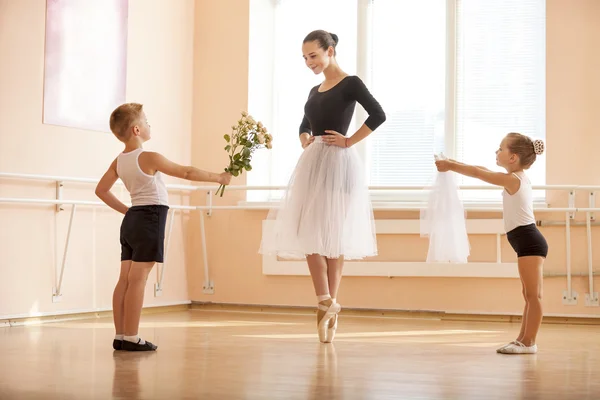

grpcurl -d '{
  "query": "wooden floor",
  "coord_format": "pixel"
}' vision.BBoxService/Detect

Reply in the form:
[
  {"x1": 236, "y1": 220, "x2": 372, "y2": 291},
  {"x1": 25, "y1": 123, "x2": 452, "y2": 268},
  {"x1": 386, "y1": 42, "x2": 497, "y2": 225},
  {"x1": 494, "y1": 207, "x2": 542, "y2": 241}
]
[{"x1": 0, "y1": 309, "x2": 599, "y2": 400}]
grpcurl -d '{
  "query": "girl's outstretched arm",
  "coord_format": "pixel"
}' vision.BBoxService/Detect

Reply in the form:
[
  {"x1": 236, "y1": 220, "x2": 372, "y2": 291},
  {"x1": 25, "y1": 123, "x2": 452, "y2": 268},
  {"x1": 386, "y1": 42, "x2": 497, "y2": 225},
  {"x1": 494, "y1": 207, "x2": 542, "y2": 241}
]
[
  {"x1": 435, "y1": 159, "x2": 520, "y2": 193},
  {"x1": 449, "y1": 159, "x2": 492, "y2": 172}
]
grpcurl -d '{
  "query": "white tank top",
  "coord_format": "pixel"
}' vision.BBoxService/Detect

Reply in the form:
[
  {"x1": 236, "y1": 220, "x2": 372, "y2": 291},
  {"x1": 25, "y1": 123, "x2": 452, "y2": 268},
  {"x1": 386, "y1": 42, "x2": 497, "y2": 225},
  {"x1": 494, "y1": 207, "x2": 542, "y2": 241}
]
[
  {"x1": 116, "y1": 148, "x2": 169, "y2": 206},
  {"x1": 502, "y1": 172, "x2": 536, "y2": 232}
]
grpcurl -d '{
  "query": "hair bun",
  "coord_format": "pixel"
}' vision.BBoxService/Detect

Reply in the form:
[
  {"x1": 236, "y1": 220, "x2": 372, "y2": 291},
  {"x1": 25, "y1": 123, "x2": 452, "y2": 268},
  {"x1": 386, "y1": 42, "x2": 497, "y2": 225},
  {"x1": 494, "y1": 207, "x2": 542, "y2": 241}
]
[
  {"x1": 329, "y1": 32, "x2": 339, "y2": 46},
  {"x1": 532, "y1": 139, "x2": 544, "y2": 155}
]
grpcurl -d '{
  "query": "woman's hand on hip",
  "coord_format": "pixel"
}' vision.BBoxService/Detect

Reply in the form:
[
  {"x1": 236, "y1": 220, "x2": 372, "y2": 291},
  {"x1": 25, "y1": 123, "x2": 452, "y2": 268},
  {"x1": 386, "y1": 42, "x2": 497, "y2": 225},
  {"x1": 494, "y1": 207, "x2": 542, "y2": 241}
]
[
  {"x1": 323, "y1": 130, "x2": 349, "y2": 148},
  {"x1": 300, "y1": 133, "x2": 314, "y2": 149}
]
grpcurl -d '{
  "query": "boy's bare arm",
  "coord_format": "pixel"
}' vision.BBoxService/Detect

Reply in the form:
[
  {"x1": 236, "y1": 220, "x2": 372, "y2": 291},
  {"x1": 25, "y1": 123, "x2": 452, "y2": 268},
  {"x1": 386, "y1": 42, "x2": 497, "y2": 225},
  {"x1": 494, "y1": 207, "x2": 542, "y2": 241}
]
[
  {"x1": 95, "y1": 159, "x2": 129, "y2": 214},
  {"x1": 141, "y1": 152, "x2": 231, "y2": 184}
]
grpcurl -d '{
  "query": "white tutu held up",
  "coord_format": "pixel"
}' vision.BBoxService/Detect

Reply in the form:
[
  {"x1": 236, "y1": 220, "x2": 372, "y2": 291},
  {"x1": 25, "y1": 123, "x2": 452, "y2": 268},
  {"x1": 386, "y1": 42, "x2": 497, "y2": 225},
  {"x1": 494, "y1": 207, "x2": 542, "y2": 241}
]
[
  {"x1": 259, "y1": 136, "x2": 377, "y2": 260},
  {"x1": 420, "y1": 154, "x2": 470, "y2": 263}
]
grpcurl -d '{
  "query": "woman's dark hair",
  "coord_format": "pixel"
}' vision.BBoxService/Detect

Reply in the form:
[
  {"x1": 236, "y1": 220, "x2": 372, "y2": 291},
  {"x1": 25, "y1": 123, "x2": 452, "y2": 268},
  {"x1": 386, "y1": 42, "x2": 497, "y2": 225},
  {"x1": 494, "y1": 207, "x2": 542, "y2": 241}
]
[{"x1": 303, "y1": 30, "x2": 339, "y2": 55}]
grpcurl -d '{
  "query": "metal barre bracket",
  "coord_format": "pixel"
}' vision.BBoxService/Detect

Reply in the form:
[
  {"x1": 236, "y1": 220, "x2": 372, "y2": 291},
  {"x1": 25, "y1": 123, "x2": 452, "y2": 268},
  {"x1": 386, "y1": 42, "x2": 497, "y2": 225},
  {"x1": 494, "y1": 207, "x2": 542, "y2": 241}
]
[
  {"x1": 585, "y1": 293, "x2": 599, "y2": 307},
  {"x1": 56, "y1": 181, "x2": 64, "y2": 212},
  {"x1": 562, "y1": 290, "x2": 578, "y2": 305}
]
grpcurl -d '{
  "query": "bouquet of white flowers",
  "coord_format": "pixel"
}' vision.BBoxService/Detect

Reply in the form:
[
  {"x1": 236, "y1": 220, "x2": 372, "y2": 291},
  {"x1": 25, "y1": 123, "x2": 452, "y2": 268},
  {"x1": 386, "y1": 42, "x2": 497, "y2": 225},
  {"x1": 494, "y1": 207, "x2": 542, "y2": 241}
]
[{"x1": 216, "y1": 111, "x2": 273, "y2": 197}]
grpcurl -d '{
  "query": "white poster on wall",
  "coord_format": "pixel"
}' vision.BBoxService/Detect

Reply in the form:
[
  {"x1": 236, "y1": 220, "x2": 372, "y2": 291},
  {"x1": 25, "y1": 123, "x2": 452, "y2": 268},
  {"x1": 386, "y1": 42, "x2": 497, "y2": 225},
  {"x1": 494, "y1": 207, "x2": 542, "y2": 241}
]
[{"x1": 43, "y1": 0, "x2": 128, "y2": 133}]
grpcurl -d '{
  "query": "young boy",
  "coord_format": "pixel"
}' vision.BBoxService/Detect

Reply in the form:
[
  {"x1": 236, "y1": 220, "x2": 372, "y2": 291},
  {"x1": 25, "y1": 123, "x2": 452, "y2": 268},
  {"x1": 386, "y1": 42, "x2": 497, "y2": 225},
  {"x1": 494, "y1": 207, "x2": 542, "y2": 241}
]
[{"x1": 95, "y1": 103, "x2": 231, "y2": 351}]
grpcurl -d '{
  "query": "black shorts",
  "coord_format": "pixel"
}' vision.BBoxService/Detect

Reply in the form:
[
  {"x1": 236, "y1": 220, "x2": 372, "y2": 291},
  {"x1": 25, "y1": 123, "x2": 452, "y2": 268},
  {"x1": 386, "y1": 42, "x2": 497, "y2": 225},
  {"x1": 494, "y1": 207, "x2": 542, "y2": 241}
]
[
  {"x1": 507, "y1": 223, "x2": 548, "y2": 258},
  {"x1": 120, "y1": 205, "x2": 169, "y2": 263}
]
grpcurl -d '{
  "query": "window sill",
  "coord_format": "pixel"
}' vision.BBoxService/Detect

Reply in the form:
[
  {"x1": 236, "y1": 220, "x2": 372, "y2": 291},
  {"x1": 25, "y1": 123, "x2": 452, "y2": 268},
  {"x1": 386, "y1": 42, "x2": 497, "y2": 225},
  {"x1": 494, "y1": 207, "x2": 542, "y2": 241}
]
[{"x1": 237, "y1": 199, "x2": 549, "y2": 211}]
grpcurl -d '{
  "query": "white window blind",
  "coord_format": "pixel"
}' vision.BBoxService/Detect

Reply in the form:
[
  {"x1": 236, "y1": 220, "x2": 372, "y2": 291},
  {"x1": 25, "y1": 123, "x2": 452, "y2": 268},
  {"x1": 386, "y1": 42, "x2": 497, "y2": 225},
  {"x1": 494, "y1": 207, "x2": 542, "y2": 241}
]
[
  {"x1": 368, "y1": 0, "x2": 447, "y2": 188},
  {"x1": 455, "y1": 0, "x2": 546, "y2": 201}
]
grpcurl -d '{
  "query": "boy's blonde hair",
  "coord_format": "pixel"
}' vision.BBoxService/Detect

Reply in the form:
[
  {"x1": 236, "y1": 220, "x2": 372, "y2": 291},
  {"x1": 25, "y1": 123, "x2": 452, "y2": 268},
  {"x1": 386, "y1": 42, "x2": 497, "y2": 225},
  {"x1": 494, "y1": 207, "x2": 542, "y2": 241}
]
[{"x1": 109, "y1": 103, "x2": 144, "y2": 141}]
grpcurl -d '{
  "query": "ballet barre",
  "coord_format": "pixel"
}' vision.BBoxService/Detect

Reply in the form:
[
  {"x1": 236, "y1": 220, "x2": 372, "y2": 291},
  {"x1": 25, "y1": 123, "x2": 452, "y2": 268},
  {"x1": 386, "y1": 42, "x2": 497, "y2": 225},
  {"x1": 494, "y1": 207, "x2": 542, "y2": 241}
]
[{"x1": 1, "y1": 172, "x2": 598, "y2": 308}]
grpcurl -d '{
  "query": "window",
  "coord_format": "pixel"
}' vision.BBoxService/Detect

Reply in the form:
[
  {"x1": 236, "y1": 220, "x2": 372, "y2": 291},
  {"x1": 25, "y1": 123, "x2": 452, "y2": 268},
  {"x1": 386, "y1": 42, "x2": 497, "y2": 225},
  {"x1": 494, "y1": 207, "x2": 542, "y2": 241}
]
[
  {"x1": 247, "y1": 0, "x2": 357, "y2": 201},
  {"x1": 368, "y1": 0, "x2": 446, "y2": 191},
  {"x1": 248, "y1": 0, "x2": 546, "y2": 203},
  {"x1": 455, "y1": 0, "x2": 546, "y2": 201}
]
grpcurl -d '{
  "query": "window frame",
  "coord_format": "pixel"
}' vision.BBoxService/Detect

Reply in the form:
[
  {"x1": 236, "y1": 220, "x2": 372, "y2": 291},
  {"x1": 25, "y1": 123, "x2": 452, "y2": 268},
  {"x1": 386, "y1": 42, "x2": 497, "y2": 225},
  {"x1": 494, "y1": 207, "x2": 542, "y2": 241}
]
[{"x1": 246, "y1": 0, "x2": 546, "y2": 206}]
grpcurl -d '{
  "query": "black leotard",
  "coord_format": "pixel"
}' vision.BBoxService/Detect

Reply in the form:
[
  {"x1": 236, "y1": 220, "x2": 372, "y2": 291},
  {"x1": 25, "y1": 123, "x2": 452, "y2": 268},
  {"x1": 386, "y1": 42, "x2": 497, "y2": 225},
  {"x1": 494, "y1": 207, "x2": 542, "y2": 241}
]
[{"x1": 299, "y1": 75, "x2": 386, "y2": 137}]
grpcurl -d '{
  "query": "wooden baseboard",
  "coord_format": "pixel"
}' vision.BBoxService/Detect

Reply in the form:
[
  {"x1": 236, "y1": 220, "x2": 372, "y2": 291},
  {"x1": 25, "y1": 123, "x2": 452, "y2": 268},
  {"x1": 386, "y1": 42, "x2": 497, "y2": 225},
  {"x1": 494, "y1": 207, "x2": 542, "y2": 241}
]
[
  {"x1": 190, "y1": 302, "x2": 600, "y2": 325},
  {"x1": 0, "y1": 303, "x2": 191, "y2": 327},
  {"x1": 2, "y1": 302, "x2": 597, "y2": 327}
]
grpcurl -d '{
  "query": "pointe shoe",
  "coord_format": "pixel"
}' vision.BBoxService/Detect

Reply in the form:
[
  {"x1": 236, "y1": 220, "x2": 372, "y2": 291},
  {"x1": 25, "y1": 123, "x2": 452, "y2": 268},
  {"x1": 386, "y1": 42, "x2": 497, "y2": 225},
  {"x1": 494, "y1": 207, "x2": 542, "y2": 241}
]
[
  {"x1": 317, "y1": 302, "x2": 341, "y2": 343},
  {"x1": 325, "y1": 314, "x2": 339, "y2": 343}
]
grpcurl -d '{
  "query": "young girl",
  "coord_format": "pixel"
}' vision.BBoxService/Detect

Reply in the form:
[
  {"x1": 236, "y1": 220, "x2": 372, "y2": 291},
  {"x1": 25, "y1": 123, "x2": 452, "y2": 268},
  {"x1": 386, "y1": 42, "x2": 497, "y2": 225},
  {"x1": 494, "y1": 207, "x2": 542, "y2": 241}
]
[
  {"x1": 260, "y1": 30, "x2": 386, "y2": 343},
  {"x1": 435, "y1": 133, "x2": 547, "y2": 354}
]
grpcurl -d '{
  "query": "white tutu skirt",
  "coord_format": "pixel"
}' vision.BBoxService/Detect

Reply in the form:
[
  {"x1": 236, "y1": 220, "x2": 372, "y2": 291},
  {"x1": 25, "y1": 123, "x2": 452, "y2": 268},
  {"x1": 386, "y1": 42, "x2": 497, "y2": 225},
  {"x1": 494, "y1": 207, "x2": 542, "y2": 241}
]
[
  {"x1": 420, "y1": 170, "x2": 470, "y2": 263},
  {"x1": 259, "y1": 137, "x2": 377, "y2": 260}
]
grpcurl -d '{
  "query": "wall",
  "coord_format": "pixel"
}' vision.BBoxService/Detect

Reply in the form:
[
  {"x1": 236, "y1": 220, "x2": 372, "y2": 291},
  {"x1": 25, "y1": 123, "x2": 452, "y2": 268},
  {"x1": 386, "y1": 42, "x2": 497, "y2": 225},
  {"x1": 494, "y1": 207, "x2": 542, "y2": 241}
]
[{"x1": 0, "y1": 0, "x2": 196, "y2": 318}]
